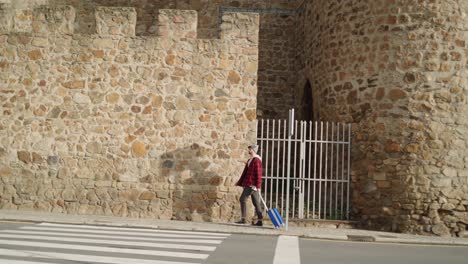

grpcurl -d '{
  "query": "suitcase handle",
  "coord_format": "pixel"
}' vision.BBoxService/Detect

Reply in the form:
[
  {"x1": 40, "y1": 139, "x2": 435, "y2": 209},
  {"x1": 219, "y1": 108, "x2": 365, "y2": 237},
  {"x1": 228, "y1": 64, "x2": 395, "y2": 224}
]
[{"x1": 257, "y1": 191, "x2": 269, "y2": 211}]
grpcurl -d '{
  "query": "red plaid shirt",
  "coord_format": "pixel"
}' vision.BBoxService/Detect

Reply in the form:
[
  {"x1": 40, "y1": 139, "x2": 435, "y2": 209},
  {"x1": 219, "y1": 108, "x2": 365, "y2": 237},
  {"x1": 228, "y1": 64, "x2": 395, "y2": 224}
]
[{"x1": 236, "y1": 157, "x2": 262, "y2": 189}]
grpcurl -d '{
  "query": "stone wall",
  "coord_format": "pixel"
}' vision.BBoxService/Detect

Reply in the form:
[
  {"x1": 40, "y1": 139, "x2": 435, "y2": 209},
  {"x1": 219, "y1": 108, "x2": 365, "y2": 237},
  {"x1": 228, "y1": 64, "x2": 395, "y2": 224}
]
[
  {"x1": 36, "y1": 0, "x2": 299, "y2": 120},
  {"x1": 2, "y1": 0, "x2": 466, "y2": 237},
  {"x1": 0, "y1": 5, "x2": 260, "y2": 222},
  {"x1": 257, "y1": 12, "x2": 297, "y2": 119},
  {"x1": 297, "y1": 0, "x2": 468, "y2": 236},
  {"x1": 43, "y1": 0, "x2": 300, "y2": 37}
]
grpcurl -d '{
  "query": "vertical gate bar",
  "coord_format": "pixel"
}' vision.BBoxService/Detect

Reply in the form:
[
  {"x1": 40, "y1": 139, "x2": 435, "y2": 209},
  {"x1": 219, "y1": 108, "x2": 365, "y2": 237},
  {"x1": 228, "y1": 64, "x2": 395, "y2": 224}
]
[
  {"x1": 335, "y1": 123, "x2": 340, "y2": 219},
  {"x1": 324, "y1": 122, "x2": 329, "y2": 219},
  {"x1": 297, "y1": 122, "x2": 302, "y2": 219},
  {"x1": 292, "y1": 125, "x2": 295, "y2": 219},
  {"x1": 259, "y1": 119, "x2": 264, "y2": 198},
  {"x1": 307, "y1": 121, "x2": 312, "y2": 219},
  {"x1": 292, "y1": 120, "x2": 298, "y2": 219},
  {"x1": 265, "y1": 119, "x2": 270, "y2": 203},
  {"x1": 275, "y1": 121, "x2": 281, "y2": 211},
  {"x1": 318, "y1": 121, "x2": 323, "y2": 219},
  {"x1": 312, "y1": 121, "x2": 318, "y2": 219},
  {"x1": 282, "y1": 120, "x2": 286, "y2": 216},
  {"x1": 341, "y1": 123, "x2": 345, "y2": 218},
  {"x1": 256, "y1": 118, "x2": 259, "y2": 156},
  {"x1": 270, "y1": 120, "x2": 275, "y2": 207},
  {"x1": 257, "y1": 119, "x2": 260, "y2": 153},
  {"x1": 330, "y1": 122, "x2": 334, "y2": 219},
  {"x1": 296, "y1": 120, "x2": 299, "y2": 218},
  {"x1": 260, "y1": 119, "x2": 265, "y2": 157},
  {"x1": 300, "y1": 121, "x2": 306, "y2": 219},
  {"x1": 285, "y1": 109, "x2": 294, "y2": 230},
  {"x1": 257, "y1": 118, "x2": 260, "y2": 198},
  {"x1": 347, "y1": 124, "x2": 351, "y2": 219}
]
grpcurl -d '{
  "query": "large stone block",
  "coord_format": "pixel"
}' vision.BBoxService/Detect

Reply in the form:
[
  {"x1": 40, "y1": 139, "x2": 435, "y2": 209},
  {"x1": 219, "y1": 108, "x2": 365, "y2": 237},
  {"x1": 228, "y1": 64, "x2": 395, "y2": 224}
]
[
  {"x1": 220, "y1": 12, "x2": 259, "y2": 44},
  {"x1": 33, "y1": 6, "x2": 75, "y2": 35},
  {"x1": 0, "y1": 8, "x2": 12, "y2": 33},
  {"x1": 95, "y1": 7, "x2": 136, "y2": 37},
  {"x1": 12, "y1": 9, "x2": 33, "y2": 33},
  {"x1": 157, "y1": 9, "x2": 197, "y2": 39}
]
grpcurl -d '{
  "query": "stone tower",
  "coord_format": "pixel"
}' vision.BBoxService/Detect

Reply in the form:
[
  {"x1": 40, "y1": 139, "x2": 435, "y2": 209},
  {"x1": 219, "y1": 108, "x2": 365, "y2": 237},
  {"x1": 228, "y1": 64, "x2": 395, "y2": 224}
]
[{"x1": 295, "y1": 0, "x2": 467, "y2": 236}]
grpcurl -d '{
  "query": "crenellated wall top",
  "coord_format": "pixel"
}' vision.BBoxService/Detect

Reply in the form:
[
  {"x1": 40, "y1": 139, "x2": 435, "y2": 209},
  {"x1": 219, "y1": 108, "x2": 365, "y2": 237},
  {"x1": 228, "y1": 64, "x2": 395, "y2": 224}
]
[{"x1": 0, "y1": 5, "x2": 259, "y2": 43}]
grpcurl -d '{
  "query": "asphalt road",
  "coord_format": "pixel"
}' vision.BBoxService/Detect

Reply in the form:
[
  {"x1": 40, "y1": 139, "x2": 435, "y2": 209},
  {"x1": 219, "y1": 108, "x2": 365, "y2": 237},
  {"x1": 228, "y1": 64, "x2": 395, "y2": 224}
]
[
  {"x1": 0, "y1": 221, "x2": 466, "y2": 264},
  {"x1": 299, "y1": 238, "x2": 468, "y2": 264}
]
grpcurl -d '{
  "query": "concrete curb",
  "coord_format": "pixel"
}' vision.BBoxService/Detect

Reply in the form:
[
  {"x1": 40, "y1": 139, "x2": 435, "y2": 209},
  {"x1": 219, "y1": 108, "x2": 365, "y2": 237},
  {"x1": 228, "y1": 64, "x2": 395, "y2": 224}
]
[{"x1": 1, "y1": 210, "x2": 467, "y2": 246}]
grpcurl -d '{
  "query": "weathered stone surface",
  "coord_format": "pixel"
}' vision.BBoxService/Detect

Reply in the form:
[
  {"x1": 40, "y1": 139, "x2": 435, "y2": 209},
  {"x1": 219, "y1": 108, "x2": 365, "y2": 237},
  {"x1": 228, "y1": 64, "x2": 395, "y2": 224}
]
[
  {"x1": 48, "y1": 106, "x2": 61, "y2": 118},
  {"x1": 406, "y1": 144, "x2": 420, "y2": 154},
  {"x1": 388, "y1": 89, "x2": 407, "y2": 101},
  {"x1": 244, "y1": 109, "x2": 256, "y2": 121},
  {"x1": 86, "y1": 142, "x2": 102, "y2": 154},
  {"x1": 63, "y1": 80, "x2": 85, "y2": 89},
  {"x1": 106, "y1": 92, "x2": 120, "y2": 104},
  {"x1": 132, "y1": 141, "x2": 148, "y2": 157},
  {"x1": 17, "y1": 151, "x2": 31, "y2": 164},
  {"x1": 296, "y1": 0, "x2": 468, "y2": 237},
  {"x1": 93, "y1": 38, "x2": 114, "y2": 49},
  {"x1": 73, "y1": 93, "x2": 91, "y2": 104},
  {"x1": 139, "y1": 191, "x2": 156, "y2": 200},
  {"x1": 27, "y1": 50, "x2": 42, "y2": 60},
  {"x1": 0, "y1": 166, "x2": 12, "y2": 177},
  {"x1": 385, "y1": 140, "x2": 400, "y2": 153},
  {"x1": 227, "y1": 71, "x2": 241, "y2": 84},
  {"x1": 119, "y1": 189, "x2": 140, "y2": 201},
  {"x1": 31, "y1": 152, "x2": 43, "y2": 163},
  {"x1": 95, "y1": 7, "x2": 137, "y2": 37},
  {"x1": 432, "y1": 224, "x2": 451, "y2": 237}
]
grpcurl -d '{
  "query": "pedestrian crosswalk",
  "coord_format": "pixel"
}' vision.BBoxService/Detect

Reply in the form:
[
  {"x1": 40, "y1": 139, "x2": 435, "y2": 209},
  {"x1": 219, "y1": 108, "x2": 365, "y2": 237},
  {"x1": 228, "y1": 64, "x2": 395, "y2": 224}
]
[{"x1": 0, "y1": 222, "x2": 231, "y2": 264}]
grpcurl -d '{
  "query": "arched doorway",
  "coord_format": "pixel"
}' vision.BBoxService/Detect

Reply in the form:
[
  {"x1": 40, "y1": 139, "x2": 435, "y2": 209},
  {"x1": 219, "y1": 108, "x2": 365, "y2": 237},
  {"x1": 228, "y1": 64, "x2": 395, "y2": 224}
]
[{"x1": 300, "y1": 80, "x2": 314, "y2": 121}]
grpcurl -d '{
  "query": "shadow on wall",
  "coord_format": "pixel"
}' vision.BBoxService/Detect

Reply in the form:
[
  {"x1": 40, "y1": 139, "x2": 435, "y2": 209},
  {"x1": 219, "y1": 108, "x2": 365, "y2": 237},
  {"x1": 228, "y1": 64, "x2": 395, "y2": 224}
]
[{"x1": 157, "y1": 143, "x2": 241, "y2": 222}]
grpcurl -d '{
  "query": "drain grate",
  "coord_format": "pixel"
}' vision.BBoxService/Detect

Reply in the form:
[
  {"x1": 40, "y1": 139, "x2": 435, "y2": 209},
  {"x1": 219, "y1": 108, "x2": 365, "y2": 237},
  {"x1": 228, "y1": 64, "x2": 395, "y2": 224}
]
[{"x1": 347, "y1": 235, "x2": 376, "y2": 242}]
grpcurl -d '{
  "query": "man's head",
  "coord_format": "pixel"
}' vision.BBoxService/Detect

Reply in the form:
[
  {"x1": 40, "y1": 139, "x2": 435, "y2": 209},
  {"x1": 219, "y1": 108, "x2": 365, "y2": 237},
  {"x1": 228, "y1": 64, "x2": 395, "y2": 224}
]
[{"x1": 248, "y1": 144, "x2": 259, "y2": 156}]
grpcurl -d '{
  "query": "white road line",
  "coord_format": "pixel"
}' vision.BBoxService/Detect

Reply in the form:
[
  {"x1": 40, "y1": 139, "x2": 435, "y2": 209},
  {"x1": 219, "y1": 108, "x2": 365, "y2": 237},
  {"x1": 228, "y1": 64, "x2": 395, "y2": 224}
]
[
  {"x1": 0, "y1": 233, "x2": 216, "y2": 251},
  {"x1": 0, "y1": 249, "x2": 200, "y2": 264},
  {"x1": 0, "y1": 239, "x2": 209, "y2": 259},
  {"x1": 0, "y1": 260, "x2": 48, "y2": 264},
  {"x1": 20, "y1": 226, "x2": 228, "y2": 239},
  {"x1": 39, "y1": 223, "x2": 230, "y2": 237},
  {"x1": 0, "y1": 230, "x2": 223, "y2": 244},
  {"x1": 273, "y1": 235, "x2": 301, "y2": 264}
]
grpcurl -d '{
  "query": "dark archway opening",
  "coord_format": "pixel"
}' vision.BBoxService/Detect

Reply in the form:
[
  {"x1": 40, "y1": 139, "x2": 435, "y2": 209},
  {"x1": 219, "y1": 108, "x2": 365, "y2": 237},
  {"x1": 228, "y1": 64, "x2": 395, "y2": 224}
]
[{"x1": 300, "y1": 80, "x2": 314, "y2": 121}]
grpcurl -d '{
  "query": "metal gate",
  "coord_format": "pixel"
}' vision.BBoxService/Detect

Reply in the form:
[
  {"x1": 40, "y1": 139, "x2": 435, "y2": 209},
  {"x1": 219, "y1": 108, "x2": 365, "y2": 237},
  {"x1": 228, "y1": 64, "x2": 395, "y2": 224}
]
[{"x1": 257, "y1": 109, "x2": 351, "y2": 229}]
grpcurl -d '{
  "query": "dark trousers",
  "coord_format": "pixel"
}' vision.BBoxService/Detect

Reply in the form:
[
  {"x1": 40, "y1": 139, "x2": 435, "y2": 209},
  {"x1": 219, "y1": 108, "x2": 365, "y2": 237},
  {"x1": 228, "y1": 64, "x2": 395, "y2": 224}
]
[{"x1": 240, "y1": 186, "x2": 263, "y2": 220}]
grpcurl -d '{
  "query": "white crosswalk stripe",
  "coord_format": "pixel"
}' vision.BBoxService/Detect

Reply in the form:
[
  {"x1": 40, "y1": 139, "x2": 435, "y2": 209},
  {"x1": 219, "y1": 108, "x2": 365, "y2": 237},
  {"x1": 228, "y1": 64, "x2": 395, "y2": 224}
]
[
  {"x1": 0, "y1": 223, "x2": 231, "y2": 264},
  {"x1": 0, "y1": 249, "x2": 198, "y2": 264},
  {"x1": 273, "y1": 235, "x2": 301, "y2": 264},
  {"x1": 40, "y1": 223, "x2": 230, "y2": 236},
  {"x1": 20, "y1": 225, "x2": 223, "y2": 239},
  {"x1": 0, "y1": 229, "x2": 224, "y2": 244},
  {"x1": 0, "y1": 234, "x2": 217, "y2": 251},
  {"x1": 0, "y1": 259, "x2": 55, "y2": 264}
]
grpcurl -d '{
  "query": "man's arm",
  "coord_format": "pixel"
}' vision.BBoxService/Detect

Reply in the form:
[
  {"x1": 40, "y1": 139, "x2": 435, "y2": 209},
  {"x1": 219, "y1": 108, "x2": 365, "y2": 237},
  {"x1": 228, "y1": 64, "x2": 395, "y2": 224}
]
[
  {"x1": 253, "y1": 158, "x2": 263, "y2": 189},
  {"x1": 236, "y1": 164, "x2": 248, "y2": 186}
]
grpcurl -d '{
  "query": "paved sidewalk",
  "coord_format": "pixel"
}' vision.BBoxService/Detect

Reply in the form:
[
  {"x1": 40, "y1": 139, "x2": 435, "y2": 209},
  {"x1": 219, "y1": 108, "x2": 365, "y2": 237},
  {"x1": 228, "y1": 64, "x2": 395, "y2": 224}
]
[{"x1": 0, "y1": 209, "x2": 467, "y2": 246}]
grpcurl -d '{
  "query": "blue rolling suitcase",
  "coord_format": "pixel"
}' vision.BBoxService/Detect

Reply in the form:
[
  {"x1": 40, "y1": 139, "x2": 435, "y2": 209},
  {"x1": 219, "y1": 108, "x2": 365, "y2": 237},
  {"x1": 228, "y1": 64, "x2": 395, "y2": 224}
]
[{"x1": 258, "y1": 192, "x2": 285, "y2": 228}]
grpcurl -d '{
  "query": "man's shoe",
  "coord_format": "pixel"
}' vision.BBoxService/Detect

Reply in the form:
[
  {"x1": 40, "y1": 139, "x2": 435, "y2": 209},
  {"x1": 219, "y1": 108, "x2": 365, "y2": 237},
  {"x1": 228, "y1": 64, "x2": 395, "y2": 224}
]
[
  {"x1": 253, "y1": 220, "x2": 263, "y2": 227},
  {"x1": 235, "y1": 219, "x2": 246, "y2": 224}
]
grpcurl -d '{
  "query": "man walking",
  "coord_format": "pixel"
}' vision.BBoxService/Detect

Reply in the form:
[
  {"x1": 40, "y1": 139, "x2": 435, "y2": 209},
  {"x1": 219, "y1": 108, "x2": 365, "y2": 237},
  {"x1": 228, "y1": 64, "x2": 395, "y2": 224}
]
[{"x1": 235, "y1": 144, "x2": 263, "y2": 226}]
